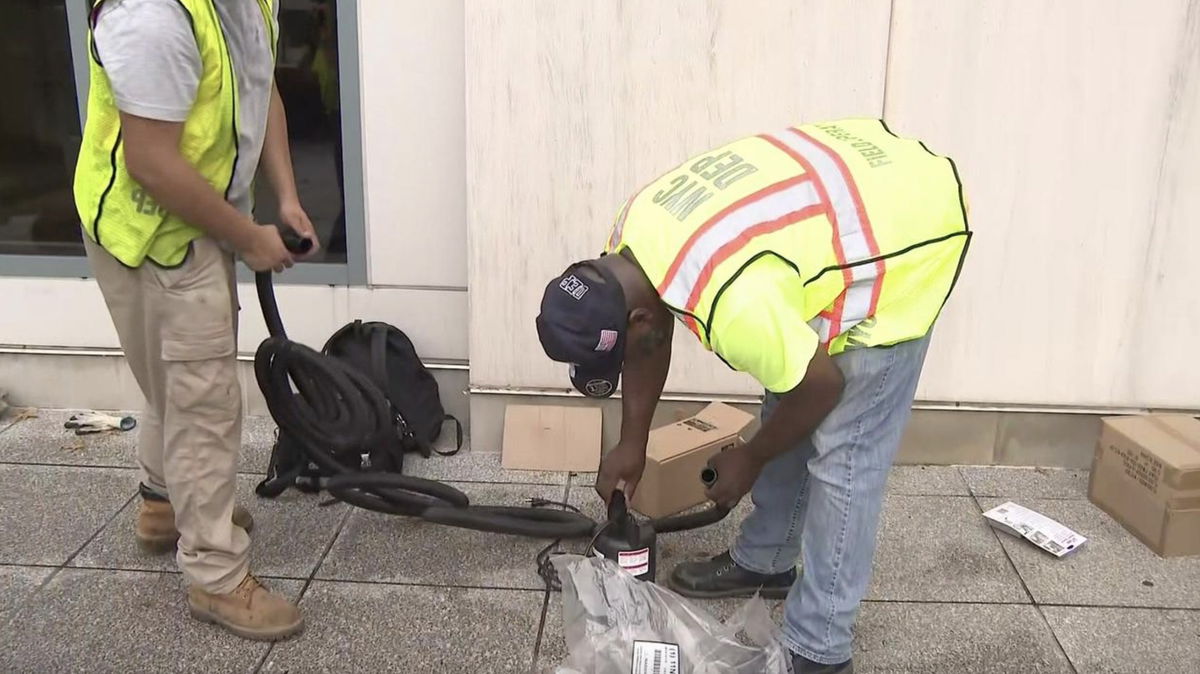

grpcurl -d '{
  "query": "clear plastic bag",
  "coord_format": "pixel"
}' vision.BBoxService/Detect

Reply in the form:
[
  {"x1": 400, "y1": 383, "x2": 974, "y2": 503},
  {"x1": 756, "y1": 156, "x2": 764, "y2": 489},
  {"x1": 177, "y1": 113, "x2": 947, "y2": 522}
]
[{"x1": 546, "y1": 554, "x2": 791, "y2": 674}]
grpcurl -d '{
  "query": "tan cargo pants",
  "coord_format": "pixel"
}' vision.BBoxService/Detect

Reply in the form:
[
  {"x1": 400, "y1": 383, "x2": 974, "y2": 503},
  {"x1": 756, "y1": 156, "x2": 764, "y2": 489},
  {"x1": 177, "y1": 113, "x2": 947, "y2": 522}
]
[{"x1": 84, "y1": 234, "x2": 250, "y2": 594}]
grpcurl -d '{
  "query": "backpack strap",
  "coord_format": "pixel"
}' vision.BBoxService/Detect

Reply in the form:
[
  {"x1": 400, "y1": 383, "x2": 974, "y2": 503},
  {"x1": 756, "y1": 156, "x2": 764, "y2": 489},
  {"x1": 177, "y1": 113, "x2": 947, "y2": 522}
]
[
  {"x1": 433, "y1": 414, "x2": 464, "y2": 456},
  {"x1": 369, "y1": 323, "x2": 427, "y2": 457},
  {"x1": 368, "y1": 323, "x2": 391, "y2": 396}
]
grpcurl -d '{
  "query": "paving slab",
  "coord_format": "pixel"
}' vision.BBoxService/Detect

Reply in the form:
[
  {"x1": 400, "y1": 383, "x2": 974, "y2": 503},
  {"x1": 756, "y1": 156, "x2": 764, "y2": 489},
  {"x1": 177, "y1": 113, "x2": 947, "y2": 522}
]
[
  {"x1": 1042, "y1": 606, "x2": 1200, "y2": 674},
  {"x1": 0, "y1": 410, "x2": 283, "y2": 477},
  {"x1": 0, "y1": 568, "x2": 302, "y2": 673},
  {"x1": 885, "y1": 465, "x2": 971, "y2": 495},
  {"x1": 867, "y1": 495, "x2": 1029, "y2": 603},
  {"x1": 962, "y1": 466, "x2": 1090, "y2": 500},
  {"x1": 0, "y1": 464, "x2": 135, "y2": 566},
  {"x1": 405, "y1": 448, "x2": 569, "y2": 485},
  {"x1": 0, "y1": 566, "x2": 53, "y2": 618},
  {"x1": 316, "y1": 481, "x2": 571, "y2": 589},
  {"x1": 567, "y1": 470, "x2": 598, "y2": 487},
  {"x1": 263, "y1": 582, "x2": 544, "y2": 673},
  {"x1": 979, "y1": 497, "x2": 1200, "y2": 608},
  {"x1": 73, "y1": 474, "x2": 350, "y2": 579},
  {"x1": 852, "y1": 602, "x2": 1073, "y2": 673},
  {"x1": 0, "y1": 408, "x2": 139, "y2": 468}
]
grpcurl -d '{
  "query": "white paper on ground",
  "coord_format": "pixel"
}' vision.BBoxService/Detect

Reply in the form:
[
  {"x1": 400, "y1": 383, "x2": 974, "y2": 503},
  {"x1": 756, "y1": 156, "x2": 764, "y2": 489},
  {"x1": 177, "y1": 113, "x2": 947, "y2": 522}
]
[{"x1": 982, "y1": 501, "x2": 1087, "y2": 557}]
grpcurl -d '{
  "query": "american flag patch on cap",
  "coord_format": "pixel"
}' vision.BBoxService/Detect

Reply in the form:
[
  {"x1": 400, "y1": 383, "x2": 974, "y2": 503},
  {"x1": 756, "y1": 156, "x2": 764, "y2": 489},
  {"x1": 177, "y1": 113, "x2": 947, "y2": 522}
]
[{"x1": 595, "y1": 329, "x2": 618, "y2": 352}]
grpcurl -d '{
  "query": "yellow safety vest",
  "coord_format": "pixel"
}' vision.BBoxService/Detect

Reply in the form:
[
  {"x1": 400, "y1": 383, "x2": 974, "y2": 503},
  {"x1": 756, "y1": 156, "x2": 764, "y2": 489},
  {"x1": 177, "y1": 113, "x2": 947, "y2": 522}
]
[
  {"x1": 606, "y1": 118, "x2": 971, "y2": 357},
  {"x1": 73, "y1": 0, "x2": 276, "y2": 268}
]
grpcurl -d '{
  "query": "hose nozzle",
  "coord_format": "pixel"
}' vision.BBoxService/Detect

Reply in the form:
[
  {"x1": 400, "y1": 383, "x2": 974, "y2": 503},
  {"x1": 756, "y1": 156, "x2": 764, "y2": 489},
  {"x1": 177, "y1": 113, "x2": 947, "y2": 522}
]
[{"x1": 279, "y1": 225, "x2": 313, "y2": 255}]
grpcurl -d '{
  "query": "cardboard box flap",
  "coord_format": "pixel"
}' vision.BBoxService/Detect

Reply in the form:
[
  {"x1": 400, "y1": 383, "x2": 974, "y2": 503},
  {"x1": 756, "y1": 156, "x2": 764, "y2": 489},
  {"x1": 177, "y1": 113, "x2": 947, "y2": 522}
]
[
  {"x1": 646, "y1": 402, "x2": 756, "y2": 461},
  {"x1": 501, "y1": 405, "x2": 601, "y2": 472},
  {"x1": 1153, "y1": 416, "x2": 1200, "y2": 467},
  {"x1": 1103, "y1": 415, "x2": 1200, "y2": 474}
]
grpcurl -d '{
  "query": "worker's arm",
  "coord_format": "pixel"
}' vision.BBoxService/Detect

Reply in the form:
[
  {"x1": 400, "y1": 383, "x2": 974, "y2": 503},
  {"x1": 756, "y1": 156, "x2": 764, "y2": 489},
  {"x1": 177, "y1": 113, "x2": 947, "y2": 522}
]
[
  {"x1": 702, "y1": 263, "x2": 845, "y2": 507},
  {"x1": 704, "y1": 350, "x2": 842, "y2": 507},
  {"x1": 259, "y1": 82, "x2": 320, "y2": 255},
  {"x1": 743, "y1": 351, "x2": 843, "y2": 464},
  {"x1": 594, "y1": 316, "x2": 673, "y2": 504},
  {"x1": 120, "y1": 112, "x2": 293, "y2": 273}
]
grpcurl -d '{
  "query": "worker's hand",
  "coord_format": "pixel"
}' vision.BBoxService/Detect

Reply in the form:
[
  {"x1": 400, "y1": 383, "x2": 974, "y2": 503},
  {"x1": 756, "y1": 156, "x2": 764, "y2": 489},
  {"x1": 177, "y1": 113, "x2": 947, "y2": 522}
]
[
  {"x1": 238, "y1": 224, "x2": 295, "y2": 273},
  {"x1": 278, "y1": 199, "x2": 320, "y2": 258},
  {"x1": 703, "y1": 448, "x2": 766, "y2": 509},
  {"x1": 595, "y1": 439, "x2": 647, "y2": 505}
]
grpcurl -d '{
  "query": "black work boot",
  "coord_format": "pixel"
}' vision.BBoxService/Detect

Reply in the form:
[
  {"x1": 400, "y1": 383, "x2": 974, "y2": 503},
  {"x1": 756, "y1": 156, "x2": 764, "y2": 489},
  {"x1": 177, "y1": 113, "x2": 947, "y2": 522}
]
[
  {"x1": 791, "y1": 652, "x2": 853, "y2": 673},
  {"x1": 668, "y1": 550, "x2": 796, "y2": 599}
]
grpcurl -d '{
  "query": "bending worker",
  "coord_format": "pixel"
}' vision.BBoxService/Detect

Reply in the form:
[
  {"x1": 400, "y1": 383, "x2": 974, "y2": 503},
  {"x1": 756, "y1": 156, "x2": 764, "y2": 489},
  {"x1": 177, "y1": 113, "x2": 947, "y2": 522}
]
[
  {"x1": 73, "y1": 0, "x2": 318, "y2": 639},
  {"x1": 536, "y1": 118, "x2": 970, "y2": 673}
]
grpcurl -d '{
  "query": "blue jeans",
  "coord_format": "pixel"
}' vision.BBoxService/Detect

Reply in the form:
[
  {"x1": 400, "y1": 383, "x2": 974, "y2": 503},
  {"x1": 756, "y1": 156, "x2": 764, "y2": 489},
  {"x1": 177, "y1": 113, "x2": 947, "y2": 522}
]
[{"x1": 730, "y1": 334, "x2": 932, "y2": 664}]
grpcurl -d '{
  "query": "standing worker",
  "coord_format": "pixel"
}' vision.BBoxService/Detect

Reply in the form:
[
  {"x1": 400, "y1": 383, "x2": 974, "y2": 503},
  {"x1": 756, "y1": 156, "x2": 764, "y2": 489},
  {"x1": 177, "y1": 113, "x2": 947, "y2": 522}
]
[
  {"x1": 73, "y1": 0, "x2": 319, "y2": 640},
  {"x1": 536, "y1": 118, "x2": 970, "y2": 673}
]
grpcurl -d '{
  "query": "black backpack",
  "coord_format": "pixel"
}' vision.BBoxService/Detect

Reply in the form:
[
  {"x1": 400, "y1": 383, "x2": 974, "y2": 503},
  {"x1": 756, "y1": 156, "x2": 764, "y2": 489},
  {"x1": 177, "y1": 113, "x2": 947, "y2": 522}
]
[{"x1": 255, "y1": 319, "x2": 463, "y2": 498}]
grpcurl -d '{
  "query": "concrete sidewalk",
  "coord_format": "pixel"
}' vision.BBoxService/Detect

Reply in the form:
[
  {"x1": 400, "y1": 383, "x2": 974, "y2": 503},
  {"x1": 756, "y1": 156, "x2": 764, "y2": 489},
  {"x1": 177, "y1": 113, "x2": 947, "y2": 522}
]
[{"x1": 0, "y1": 409, "x2": 1197, "y2": 673}]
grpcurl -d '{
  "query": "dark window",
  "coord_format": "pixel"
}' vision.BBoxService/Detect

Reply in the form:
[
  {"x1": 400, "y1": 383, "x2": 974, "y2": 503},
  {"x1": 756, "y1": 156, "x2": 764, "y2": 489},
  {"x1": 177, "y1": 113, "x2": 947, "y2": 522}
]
[
  {"x1": 0, "y1": 0, "x2": 84, "y2": 257},
  {"x1": 254, "y1": 0, "x2": 347, "y2": 264}
]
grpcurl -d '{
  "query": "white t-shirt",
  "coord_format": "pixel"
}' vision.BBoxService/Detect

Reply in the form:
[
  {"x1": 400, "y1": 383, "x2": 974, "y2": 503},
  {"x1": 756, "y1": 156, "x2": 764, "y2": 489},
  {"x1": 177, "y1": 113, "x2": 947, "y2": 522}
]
[{"x1": 92, "y1": 0, "x2": 279, "y2": 216}]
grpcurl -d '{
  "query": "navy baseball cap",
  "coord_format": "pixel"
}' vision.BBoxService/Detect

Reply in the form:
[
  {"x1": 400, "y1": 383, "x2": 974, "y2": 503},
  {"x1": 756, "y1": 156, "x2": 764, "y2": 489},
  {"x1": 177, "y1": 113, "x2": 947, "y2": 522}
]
[{"x1": 536, "y1": 260, "x2": 627, "y2": 398}]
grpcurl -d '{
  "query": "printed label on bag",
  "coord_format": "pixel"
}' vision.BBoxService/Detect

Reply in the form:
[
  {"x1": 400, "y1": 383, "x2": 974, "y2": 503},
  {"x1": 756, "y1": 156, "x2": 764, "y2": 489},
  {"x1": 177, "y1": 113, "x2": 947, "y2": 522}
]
[
  {"x1": 632, "y1": 640, "x2": 680, "y2": 674},
  {"x1": 618, "y1": 548, "x2": 651, "y2": 576}
]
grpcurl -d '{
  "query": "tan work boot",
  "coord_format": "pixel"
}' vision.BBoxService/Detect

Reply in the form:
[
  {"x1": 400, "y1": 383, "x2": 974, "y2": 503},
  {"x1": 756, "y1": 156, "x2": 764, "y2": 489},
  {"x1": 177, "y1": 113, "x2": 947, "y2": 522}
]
[
  {"x1": 188, "y1": 573, "x2": 304, "y2": 641},
  {"x1": 135, "y1": 484, "x2": 254, "y2": 552}
]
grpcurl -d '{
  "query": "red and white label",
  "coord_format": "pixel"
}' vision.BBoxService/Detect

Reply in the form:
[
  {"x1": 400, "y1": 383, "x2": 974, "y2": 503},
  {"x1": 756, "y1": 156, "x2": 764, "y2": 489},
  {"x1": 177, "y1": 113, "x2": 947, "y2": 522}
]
[{"x1": 618, "y1": 548, "x2": 651, "y2": 576}]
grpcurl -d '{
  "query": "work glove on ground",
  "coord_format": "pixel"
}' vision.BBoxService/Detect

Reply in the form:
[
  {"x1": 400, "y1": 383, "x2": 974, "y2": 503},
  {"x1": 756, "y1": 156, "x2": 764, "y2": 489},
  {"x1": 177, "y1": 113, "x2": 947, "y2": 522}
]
[{"x1": 64, "y1": 411, "x2": 137, "y2": 435}]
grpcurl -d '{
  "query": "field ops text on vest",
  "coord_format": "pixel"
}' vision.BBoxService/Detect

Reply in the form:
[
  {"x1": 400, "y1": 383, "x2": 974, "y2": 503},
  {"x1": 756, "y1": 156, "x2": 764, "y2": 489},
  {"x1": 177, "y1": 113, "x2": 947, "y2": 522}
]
[{"x1": 812, "y1": 122, "x2": 893, "y2": 168}]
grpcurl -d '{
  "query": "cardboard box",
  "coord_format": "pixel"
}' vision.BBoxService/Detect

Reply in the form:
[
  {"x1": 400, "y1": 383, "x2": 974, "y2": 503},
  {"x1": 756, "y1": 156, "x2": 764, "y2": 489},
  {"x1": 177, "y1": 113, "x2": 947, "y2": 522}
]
[
  {"x1": 501, "y1": 405, "x2": 601, "y2": 472},
  {"x1": 1088, "y1": 414, "x2": 1200, "y2": 557},
  {"x1": 630, "y1": 402, "x2": 756, "y2": 518}
]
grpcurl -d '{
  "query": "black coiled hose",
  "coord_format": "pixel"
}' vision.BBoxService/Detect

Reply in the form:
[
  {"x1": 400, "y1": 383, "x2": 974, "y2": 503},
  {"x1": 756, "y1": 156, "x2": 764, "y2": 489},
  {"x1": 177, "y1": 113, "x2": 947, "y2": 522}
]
[{"x1": 252, "y1": 228, "x2": 729, "y2": 541}]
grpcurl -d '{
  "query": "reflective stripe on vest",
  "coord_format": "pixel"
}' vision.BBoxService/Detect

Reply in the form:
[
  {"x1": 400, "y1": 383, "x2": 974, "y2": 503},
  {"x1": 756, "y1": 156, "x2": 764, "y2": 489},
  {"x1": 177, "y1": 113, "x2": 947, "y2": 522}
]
[
  {"x1": 654, "y1": 177, "x2": 821, "y2": 336},
  {"x1": 761, "y1": 127, "x2": 885, "y2": 346},
  {"x1": 656, "y1": 126, "x2": 891, "y2": 345}
]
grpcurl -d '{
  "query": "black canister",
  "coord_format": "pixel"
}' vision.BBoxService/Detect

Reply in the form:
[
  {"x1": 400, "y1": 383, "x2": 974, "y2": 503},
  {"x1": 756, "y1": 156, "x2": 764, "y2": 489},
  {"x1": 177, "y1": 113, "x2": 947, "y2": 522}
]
[{"x1": 593, "y1": 490, "x2": 658, "y2": 582}]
